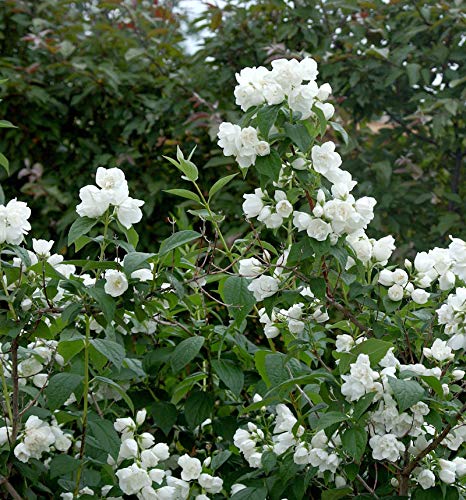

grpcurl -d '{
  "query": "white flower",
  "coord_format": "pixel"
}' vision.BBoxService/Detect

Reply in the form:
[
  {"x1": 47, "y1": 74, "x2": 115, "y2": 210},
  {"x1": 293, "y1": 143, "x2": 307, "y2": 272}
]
[
  {"x1": 217, "y1": 122, "x2": 242, "y2": 156},
  {"x1": 239, "y1": 258, "x2": 263, "y2": 277},
  {"x1": 341, "y1": 354, "x2": 380, "y2": 402},
  {"x1": 378, "y1": 270, "x2": 394, "y2": 286},
  {"x1": 372, "y1": 236, "x2": 396, "y2": 264},
  {"x1": 0, "y1": 426, "x2": 11, "y2": 445},
  {"x1": 131, "y1": 268, "x2": 153, "y2": 282},
  {"x1": 104, "y1": 270, "x2": 128, "y2": 297},
  {"x1": 114, "y1": 417, "x2": 136, "y2": 434},
  {"x1": 248, "y1": 275, "x2": 279, "y2": 301},
  {"x1": 96, "y1": 167, "x2": 129, "y2": 204},
  {"x1": 306, "y1": 218, "x2": 332, "y2": 241},
  {"x1": 152, "y1": 442, "x2": 170, "y2": 461},
  {"x1": 369, "y1": 434, "x2": 405, "y2": 462},
  {"x1": 315, "y1": 101, "x2": 335, "y2": 120},
  {"x1": 276, "y1": 199, "x2": 293, "y2": 218},
  {"x1": 452, "y1": 369, "x2": 465, "y2": 380},
  {"x1": 423, "y1": 339, "x2": 454, "y2": 362},
  {"x1": 288, "y1": 82, "x2": 318, "y2": 119},
  {"x1": 0, "y1": 199, "x2": 32, "y2": 245},
  {"x1": 32, "y1": 239, "x2": 54, "y2": 257},
  {"x1": 178, "y1": 454, "x2": 202, "y2": 481},
  {"x1": 166, "y1": 477, "x2": 190, "y2": 499},
  {"x1": 255, "y1": 141, "x2": 270, "y2": 156},
  {"x1": 387, "y1": 284, "x2": 404, "y2": 301},
  {"x1": 198, "y1": 473, "x2": 223, "y2": 494},
  {"x1": 438, "y1": 459, "x2": 456, "y2": 484},
  {"x1": 293, "y1": 211, "x2": 312, "y2": 231},
  {"x1": 311, "y1": 142, "x2": 342, "y2": 176},
  {"x1": 115, "y1": 197, "x2": 144, "y2": 229},
  {"x1": 140, "y1": 449, "x2": 159, "y2": 469},
  {"x1": 317, "y1": 82, "x2": 332, "y2": 100},
  {"x1": 136, "y1": 409, "x2": 147, "y2": 426},
  {"x1": 299, "y1": 57, "x2": 319, "y2": 81},
  {"x1": 118, "y1": 438, "x2": 138, "y2": 461},
  {"x1": 231, "y1": 484, "x2": 247, "y2": 495},
  {"x1": 411, "y1": 288, "x2": 429, "y2": 304},
  {"x1": 14, "y1": 416, "x2": 56, "y2": 462},
  {"x1": 416, "y1": 469, "x2": 435, "y2": 490},
  {"x1": 76, "y1": 185, "x2": 110, "y2": 218},
  {"x1": 242, "y1": 189, "x2": 264, "y2": 218},
  {"x1": 335, "y1": 334, "x2": 354, "y2": 353},
  {"x1": 116, "y1": 464, "x2": 152, "y2": 495},
  {"x1": 453, "y1": 457, "x2": 466, "y2": 478}
]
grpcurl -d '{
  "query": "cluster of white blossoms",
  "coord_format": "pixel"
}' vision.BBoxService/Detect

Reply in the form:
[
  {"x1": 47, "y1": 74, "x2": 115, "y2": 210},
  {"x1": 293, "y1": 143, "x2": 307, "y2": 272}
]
[
  {"x1": 437, "y1": 287, "x2": 466, "y2": 350},
  {"x1": 257, "y1": 287, "x2": 328, "y2": 339},
  {"x1": 111, "y1": 410, "x2": 223, "y2": 499},
  {"x1": 233, "y1": 342, "x2": 466, "y2": 491},
  {"x1": 13, "y1": 415, "x2": 72, "y2": 463},
  {"x1": 242, "y1": 188, "x2": 294, "y2": 229},
  {"x1": 240, "y1": 249, "x2": 290, "y2": 302},
  {"x1": 234, "y1": 403, "x2": 344, "y2": 480},
  {"x1": 76, "y1": 167, "x2": 144, "y2": 229},
  {"x1": 293, "y1": 182, "x2": 376, "y2": 243},
  {"x1": 217, "y1": 123, "x2": 270, "y2": 168},
  {"x1": 0, "y1": 198, "x2": 31, "y2": 245},
  {"x1": 234, "y1": 57, "x2": 334, "y2": 120}
]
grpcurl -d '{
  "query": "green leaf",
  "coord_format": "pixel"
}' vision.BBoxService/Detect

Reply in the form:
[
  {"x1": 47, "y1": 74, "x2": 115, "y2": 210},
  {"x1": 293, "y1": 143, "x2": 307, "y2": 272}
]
[
  {"x1": 254, "y1": 149, "x2": 282, "y2": 182},
  {"x1": 341, "y1": 425, "x2": 367, "y2": 462},
  {"x1": 208, "y1": 173, "x2": 238, "y2": 199},
  {"x1": 46, "y1": 373, "x2": 83, "y2": 410},
  {"x1": 308, "y1": 277, "x2": 326, "y2": 300},
  {"x1": 171, "y1": 336, "x2": 205, "y2": 373},
  {"x1": 221, "y1": 276, "x2": 255, "y2": 325},
  {"x1": 257, "y1": 105, "x2": 280, "y2": 138},
  {"x1": 87, "y1": 416, "x2": 120, "y2": 459},
  {"x1": 261, "y1": 450, "x2": 277, "y2": 473},
  {"x1": 68, "y1": 217, "x2": 98, "y2": 246},
  {"x1": 211, "y1": 450, "x2": 232, "y2": 471},
  {"x1": 321, "y1": 488, "x2": 353, "y2": 500},
  {"x1": 0, "y1": 120, "x2": 17, "y2": 128},
  {"x1": 86, "y1": 285, "x2": 116, "y2": 322},
  {"x1": 159, "y1": 230, "x2": 201, "y2": 256},
  {"x1": 421, "y1": 375, "x2": 443, "y2": 397},
  {"x1": 164, "y1": 149, "x2": 199, "y2": 181},
  {"x1": 164, "y1": 188, "x2": 201, "y2": 203},
  {"x1": 406, "y1": 63, "x2": 421, "y2": 86},
  {"x1": 212, "y1": 359, "x2": 244, "y2": 396},
  {"x1": 312, "y1": 105, "x2": 328, "y2": 137},
  {"x1": 49, "y1": 455, "x2": 80, "y2": 479},
  {"x1": 338, "y1": 339, "x2": 393, "y2": 373},
  {"x1": 315, "y1": 411, "x2": 347, "y2": 431},
  {"x1": 90, "y1": 339, "x2": 125, "y2": 368},
  {"x1": 0, "y1": 153, "x2": 9, "y2": 174},
  {"x1": 353, "y1": 392, "x2": 376, "y2": 420},
  {"x1": 329, "y1": 121, "x2": 348, "y2": 145},
  {"x1": 123, "y1": 252, "x2": 154, "y2": 275},
  {"x1": 231, "y1": 487, "x2": 267, "y2": 500},
  {"x1": 125, "y1": 47, "x2": 145, "y2": 61},
  {"x1": 93, "y1": 376, "x2": 134, "y2": 412},
  {"x1": 184, "y1": 390, "x2": 214, "y2": 428},
  {"x1": 388, "y1": 377, "x2": 425, "y2": 412},
  {"x1": 284, "y1": 122, "x2": 311, "y2": 152},
  {"x1": 150, "y1": 401, "x2": 177, "y2": 435}
]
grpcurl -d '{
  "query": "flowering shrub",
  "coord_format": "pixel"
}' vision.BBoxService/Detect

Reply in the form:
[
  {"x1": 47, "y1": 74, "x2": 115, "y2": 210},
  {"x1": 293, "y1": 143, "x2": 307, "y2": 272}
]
[{"x1": 0, "y1": 56, "x2": 464, "y2": 499}]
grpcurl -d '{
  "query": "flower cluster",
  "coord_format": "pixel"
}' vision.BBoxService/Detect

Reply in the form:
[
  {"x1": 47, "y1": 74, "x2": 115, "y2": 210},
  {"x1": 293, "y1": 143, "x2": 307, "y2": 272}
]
[
  {"x1": 111, "y1": 410, "x2": 224, "y2": 499},
  {"x1": 13, "y1": 415, "x2": 72, "y2": 463},
  {"x1": 217, "y1": 123, "x2": 270, "y2": 168},
  {"x1": 77, "y1": 167, "x2": 144, "y2": 228},
  {"x1": 234, "y1": 57, "x2": 333, "y2": 120}
]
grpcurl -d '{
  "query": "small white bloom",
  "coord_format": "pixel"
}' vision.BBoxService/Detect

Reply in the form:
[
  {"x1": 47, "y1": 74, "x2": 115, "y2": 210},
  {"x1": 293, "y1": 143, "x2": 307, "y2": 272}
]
[
  {"x1": 177, "y1": 454, "x2": 202, "y2": 481},
  {"x1": 104, "y1": 270, "x2": 128, "y2": 297}
]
